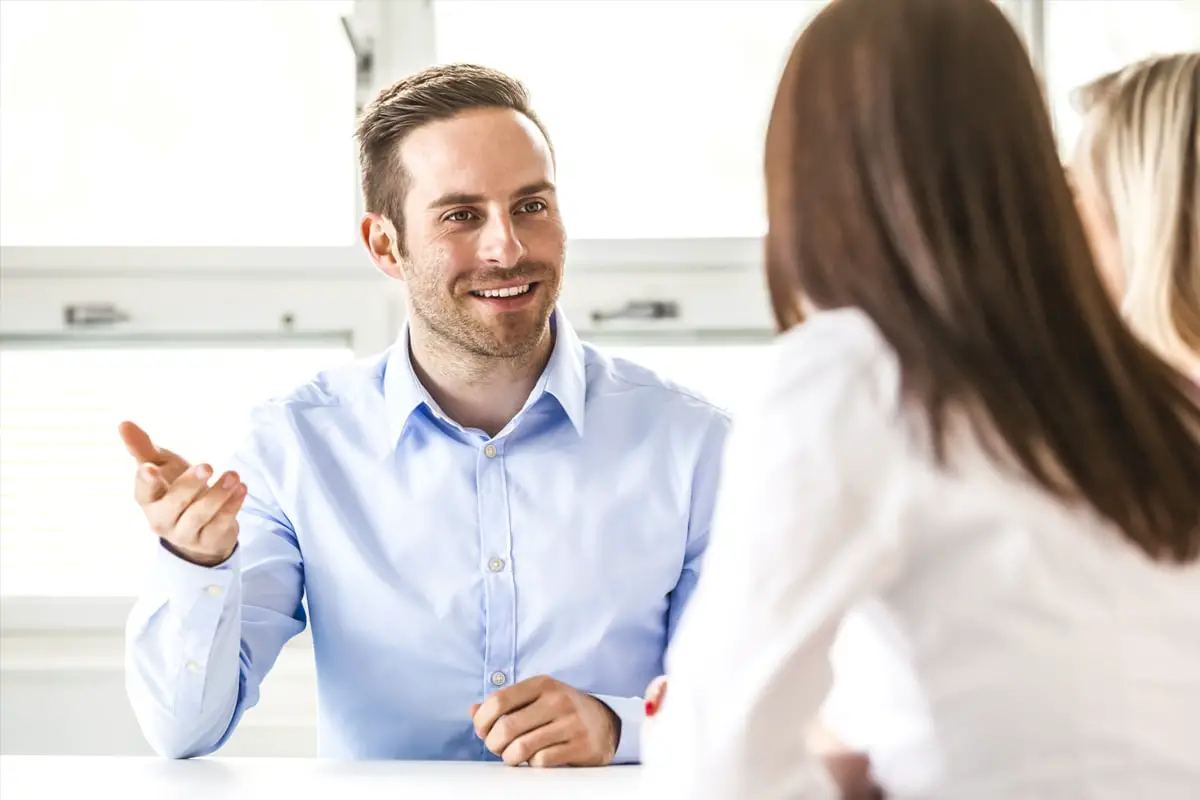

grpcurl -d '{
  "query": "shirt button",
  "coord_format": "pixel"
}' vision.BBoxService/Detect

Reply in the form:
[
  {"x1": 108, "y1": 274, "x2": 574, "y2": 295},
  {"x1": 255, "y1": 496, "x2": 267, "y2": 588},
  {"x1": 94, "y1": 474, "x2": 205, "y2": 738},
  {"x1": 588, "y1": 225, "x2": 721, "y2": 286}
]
[
  {"x1": 484, "y1": 444, "x2": 497, "y2": 458},
  {"x1": 204, "y1": 585, "x2": 223, "y2": 597},
  {"x1": 488, "y1": 557, "x2": 505, "y2": 572},
  {"x1": 490, "y1": 671, "x2": 507, "y2": 686},
  {"x1": 186, "y1": 661, "x2": 202, "y2": 674}
]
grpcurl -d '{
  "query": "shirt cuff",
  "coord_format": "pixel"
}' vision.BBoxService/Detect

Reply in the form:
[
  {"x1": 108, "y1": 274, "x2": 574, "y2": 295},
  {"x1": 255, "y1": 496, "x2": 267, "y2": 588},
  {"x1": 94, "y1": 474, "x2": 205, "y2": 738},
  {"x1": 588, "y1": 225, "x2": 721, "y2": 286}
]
[
  {"x1": 592, "y1": 693, "x2": 645, "y2": 764},
  {"x1": 152, "y1": 540, "x2": 239, "y2": 623},
  {"x1": 147, "y1": 541, "x2": 241, "y2": 718}
]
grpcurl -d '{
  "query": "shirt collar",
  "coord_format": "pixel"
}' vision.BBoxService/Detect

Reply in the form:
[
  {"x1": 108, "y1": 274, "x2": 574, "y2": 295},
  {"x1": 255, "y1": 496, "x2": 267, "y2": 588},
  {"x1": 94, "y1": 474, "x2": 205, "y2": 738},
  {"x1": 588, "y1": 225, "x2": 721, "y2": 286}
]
[
  {"x1": 382, "y1": 307, "x2": 587, "y2": 451},
  {"x1": 541, "y1": 309, "x2": 587, "y2": 435}
]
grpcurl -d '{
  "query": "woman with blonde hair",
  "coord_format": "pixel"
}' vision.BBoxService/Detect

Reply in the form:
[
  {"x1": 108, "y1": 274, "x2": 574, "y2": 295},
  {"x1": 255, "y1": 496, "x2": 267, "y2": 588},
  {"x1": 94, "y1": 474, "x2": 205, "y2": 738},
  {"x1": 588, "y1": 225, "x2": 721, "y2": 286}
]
[
  {"x1": 639, "y1": 0, "x2": 1200, "y2": 797},
  {"x1": 1069, "y1": 52, "x2": 1200, "y2": 377}
]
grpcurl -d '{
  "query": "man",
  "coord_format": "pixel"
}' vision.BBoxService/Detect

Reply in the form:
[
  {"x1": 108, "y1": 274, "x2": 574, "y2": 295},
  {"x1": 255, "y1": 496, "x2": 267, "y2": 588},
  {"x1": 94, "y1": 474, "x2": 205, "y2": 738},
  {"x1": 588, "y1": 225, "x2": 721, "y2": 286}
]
[{"x1": 120, "y1": 64, "x2": 729, "y2": 767}]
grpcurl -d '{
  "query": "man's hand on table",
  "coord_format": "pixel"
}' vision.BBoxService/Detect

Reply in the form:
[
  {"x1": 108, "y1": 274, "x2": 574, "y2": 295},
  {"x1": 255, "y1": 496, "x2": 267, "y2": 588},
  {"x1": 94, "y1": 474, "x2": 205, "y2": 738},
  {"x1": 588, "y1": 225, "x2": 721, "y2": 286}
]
[{"x1": 470, "y1": 676, "x2": 620, "y2": 767}]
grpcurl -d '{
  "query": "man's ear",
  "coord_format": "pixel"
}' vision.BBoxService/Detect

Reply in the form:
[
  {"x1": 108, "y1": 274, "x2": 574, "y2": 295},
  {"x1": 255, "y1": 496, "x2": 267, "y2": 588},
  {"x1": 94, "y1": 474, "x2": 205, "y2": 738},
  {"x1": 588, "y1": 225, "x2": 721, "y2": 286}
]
[{"x1": 360, "y1": 213, "x2": 406, "y2": 281}]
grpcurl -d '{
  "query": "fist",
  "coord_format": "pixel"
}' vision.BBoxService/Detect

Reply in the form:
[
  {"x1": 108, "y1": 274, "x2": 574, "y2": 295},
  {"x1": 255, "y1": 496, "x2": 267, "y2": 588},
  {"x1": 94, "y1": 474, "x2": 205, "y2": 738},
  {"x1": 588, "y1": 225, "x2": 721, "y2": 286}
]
[
  {"x1": 470, "y1": 676, "x2": 620, "y2": 767},
  {"x1": 119, "y1": 421, "x2": 246, "y2": 567}
]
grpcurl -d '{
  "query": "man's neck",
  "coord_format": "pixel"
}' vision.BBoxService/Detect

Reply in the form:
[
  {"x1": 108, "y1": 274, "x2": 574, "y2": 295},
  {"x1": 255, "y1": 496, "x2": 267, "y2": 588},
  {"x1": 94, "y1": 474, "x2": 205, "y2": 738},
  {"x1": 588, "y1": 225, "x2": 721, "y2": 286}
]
[{"x1": 408, "y1": 321, "x2": 554, "y2": 438}]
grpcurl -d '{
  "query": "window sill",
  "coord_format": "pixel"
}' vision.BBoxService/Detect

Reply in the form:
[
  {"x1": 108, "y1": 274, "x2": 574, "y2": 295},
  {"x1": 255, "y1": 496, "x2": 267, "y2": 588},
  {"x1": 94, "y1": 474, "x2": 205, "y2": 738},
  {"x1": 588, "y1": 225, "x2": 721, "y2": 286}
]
[{"x1": 1, "y1": 596, "x2": 136, "y2": 633}]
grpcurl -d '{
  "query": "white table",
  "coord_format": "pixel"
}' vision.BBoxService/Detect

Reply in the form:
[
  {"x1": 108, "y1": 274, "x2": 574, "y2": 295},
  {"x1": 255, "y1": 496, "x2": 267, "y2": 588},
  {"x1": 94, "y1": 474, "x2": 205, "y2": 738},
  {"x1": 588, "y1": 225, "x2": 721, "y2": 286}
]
[{"x1": 0, "y1": 756, "x2": 645, "y2": 799}]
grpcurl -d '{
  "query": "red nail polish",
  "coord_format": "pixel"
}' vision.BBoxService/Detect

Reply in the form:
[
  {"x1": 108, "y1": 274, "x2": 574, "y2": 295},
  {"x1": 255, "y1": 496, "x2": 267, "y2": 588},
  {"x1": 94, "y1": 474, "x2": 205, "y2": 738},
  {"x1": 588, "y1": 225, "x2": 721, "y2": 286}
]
[{"x1": 645, "y1": 699, "x2": 657, "y2": 717}]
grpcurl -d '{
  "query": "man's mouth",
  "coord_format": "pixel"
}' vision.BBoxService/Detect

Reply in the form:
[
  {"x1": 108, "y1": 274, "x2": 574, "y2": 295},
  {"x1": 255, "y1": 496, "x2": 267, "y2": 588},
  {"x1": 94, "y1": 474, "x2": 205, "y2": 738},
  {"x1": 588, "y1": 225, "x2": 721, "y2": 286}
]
[{"x1": 470, "y1": 283, "x2": 533, "y2": 299}]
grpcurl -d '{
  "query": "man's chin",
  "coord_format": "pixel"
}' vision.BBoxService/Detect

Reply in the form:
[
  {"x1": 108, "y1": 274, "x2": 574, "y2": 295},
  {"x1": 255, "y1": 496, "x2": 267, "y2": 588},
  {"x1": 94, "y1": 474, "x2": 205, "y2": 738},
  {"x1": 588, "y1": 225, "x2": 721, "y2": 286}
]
[{"x1": 474, "y1": 317, "x2": 554, "y2": 359}]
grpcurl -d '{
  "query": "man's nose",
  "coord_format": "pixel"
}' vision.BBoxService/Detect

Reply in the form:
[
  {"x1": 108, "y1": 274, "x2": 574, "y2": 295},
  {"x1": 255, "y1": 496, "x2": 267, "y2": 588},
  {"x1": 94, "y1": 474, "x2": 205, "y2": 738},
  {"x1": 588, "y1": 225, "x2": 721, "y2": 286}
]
[{"x1": 478, "y1": 214, "x2": 526, "y2": 268}]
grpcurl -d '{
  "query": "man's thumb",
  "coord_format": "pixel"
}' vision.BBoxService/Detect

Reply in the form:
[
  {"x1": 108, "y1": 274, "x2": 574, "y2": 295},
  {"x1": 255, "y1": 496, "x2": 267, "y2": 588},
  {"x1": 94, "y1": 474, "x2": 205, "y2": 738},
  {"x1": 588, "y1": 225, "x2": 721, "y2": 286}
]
[{"x1": 119, "y1": 421, "x2": 160, "y2": 463}]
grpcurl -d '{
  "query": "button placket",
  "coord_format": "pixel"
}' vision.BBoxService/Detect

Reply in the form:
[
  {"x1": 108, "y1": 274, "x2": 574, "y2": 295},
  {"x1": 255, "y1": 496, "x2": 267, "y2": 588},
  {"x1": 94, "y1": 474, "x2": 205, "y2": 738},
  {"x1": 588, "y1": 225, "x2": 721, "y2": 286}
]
[{"x1": 478, "y1": 438, "x2": 516, "y2": 696}]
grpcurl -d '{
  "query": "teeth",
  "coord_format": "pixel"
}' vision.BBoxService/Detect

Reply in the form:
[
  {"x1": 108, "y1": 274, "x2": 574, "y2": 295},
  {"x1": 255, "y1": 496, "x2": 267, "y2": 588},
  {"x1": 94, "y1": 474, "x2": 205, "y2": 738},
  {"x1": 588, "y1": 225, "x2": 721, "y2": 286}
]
[{"x1": 473, "y1": 284, "x2": 531, "y2": 298}]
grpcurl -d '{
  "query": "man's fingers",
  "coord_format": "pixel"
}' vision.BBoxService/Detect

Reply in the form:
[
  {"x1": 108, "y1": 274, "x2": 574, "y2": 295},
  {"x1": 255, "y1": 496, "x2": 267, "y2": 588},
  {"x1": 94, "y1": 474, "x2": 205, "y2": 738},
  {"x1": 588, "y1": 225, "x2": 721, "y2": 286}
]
[
  {"x1": 145, "y1": 464, "x2": 214, "y2": 535},
  {"x1": 174, "y1": 473, "x2": 244, "y2": 541},
  {"x1": 484, "y1": 697, "x2": 558, "y2": 756},
  {"x1": 154, "y1": 448, "x2": 191, "y2": 485},
  {"x1": 134, "y1": 463, "x2": 169, "y2": 506},
  {"x1": 473, "y1": 677, "x2": 545, "y2": 738},
  {"x1": 499, "y1": 719, "x2": 572, "y2": 767},
  {"x1": 526, "y1": 742, "x2": 577, "y2": 769},
  {"x1": 196, "y1": 487, "x2": 245, "y2": 557}
]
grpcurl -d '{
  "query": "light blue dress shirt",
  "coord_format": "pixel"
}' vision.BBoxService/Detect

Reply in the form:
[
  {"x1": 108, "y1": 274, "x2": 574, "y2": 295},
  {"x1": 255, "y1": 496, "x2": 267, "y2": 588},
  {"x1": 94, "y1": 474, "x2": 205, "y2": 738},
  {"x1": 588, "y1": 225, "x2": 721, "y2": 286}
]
[{"x1": 125, "y1": 311, "x2": 730, "y2": 763}]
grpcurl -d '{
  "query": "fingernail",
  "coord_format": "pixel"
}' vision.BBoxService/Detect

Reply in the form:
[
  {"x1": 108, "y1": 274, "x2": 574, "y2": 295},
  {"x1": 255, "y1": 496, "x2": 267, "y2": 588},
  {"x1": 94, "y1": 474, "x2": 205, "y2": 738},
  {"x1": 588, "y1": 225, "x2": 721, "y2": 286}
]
[
  {"x1": 140, "y1": 464, "x2": 155, "y2": 480},
  {"x1": 645, "y1": 699, "x2": 658, "y2": 717},
  {"x1": 194, "y1": 464, "x2": 212, "y2": 479},
  {"x1": 221, "y1": 473, "x2": 237, "y2": 489}
]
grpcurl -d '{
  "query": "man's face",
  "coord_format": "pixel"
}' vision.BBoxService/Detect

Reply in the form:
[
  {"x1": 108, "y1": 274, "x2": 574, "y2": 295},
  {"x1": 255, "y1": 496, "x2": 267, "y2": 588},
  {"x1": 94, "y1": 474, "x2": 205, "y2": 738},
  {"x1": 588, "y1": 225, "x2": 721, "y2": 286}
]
[{"x1": 393, "y1": 108, "x2": 565, "y2": 359}]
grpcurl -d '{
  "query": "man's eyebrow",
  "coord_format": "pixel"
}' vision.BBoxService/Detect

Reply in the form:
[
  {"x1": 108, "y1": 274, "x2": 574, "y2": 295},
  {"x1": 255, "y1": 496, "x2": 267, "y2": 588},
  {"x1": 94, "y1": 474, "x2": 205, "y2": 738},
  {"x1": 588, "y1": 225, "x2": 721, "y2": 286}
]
[
  {"x1": 514, "y1": 181, "x2": 556, "y2": 197},
  {"x1": 428, "y1": 182, "x2": 557, "y2": 210},
  {"x1": 428, "y1": 191, "x2": 486, "y2": 210}
]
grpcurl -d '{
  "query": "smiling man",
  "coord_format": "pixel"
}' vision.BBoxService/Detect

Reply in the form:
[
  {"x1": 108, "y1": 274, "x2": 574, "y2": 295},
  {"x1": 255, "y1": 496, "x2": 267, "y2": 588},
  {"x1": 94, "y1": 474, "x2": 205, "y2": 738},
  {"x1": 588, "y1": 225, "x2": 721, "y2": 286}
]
[{"x1": 120, "y1": 64, "x2": 729, "y2": 767}]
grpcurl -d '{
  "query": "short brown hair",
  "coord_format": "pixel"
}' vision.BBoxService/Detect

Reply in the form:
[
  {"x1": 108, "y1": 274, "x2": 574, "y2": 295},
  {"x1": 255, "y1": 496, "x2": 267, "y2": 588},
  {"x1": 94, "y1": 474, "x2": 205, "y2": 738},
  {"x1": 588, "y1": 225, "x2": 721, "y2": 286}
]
[
  {"x1": 355, "y1": 64, "x2": 552, "y2": 249},
  {"x1": 765, "y1": 0, "x2": 1200, "y2": 561}
]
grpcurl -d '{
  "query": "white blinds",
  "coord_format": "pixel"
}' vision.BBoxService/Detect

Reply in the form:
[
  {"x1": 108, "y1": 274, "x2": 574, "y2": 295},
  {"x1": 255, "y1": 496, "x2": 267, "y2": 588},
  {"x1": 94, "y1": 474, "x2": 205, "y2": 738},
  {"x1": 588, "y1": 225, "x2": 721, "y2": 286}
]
[{"x1": 0, "y1": 342, "x2": 353, "y2": 597}]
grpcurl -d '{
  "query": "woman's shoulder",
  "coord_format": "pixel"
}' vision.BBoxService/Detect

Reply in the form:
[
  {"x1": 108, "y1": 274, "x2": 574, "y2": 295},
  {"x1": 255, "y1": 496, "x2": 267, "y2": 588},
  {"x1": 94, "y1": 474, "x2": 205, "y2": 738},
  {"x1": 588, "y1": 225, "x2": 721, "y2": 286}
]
[{"x1": 758, "y1": 306, "x2": 901, "y2": 423}]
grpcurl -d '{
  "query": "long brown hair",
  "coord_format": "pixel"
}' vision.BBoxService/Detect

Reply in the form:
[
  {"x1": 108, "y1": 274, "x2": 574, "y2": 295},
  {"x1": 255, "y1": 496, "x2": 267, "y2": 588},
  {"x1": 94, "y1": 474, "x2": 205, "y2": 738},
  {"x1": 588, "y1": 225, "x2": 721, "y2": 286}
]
[{"x1": 764, "y1": 0, "x2": 1200, "y2": 562}]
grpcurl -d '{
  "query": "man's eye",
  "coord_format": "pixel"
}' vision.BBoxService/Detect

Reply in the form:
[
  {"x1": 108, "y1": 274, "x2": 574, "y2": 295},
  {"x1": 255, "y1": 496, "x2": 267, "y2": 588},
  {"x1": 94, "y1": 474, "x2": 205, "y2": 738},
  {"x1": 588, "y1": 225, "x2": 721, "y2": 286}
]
[
  {"x1": 519, "y1": 200, "x2": 547, "y2": 214},
  {"x1": 446, "y1": 210, "x2": 475, "y2": 223}
]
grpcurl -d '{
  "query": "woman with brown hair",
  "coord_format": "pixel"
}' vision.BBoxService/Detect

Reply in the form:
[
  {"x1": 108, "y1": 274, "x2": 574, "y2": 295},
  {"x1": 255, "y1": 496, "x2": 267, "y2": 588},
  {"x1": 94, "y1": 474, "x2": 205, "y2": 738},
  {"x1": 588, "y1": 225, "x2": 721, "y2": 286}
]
[{"x1": 639, "y1": 0, "x2": 1200, "y2": 797}]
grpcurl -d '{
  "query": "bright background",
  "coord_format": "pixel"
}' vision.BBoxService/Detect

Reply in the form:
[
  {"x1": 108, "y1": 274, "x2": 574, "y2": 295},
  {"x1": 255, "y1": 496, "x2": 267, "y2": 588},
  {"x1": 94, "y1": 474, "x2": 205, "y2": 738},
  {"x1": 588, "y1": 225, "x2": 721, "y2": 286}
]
[{"x1": 1, "y1": 0, "x2": 1196, "y2": 757}]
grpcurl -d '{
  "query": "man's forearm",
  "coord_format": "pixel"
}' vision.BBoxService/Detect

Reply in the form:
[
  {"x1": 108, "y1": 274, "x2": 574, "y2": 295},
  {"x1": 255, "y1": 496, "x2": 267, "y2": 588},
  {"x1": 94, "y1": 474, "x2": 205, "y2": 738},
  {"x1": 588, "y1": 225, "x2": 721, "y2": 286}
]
[{"x1": 125, "y1": 543, "x2": 245, "y2": 758}]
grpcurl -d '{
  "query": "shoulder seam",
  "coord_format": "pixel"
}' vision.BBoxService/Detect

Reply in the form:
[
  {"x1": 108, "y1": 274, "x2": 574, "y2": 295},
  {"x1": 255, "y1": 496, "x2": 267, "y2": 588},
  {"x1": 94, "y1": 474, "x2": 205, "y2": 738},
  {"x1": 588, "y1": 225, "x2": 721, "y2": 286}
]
[{"x1": 602, "y1": 372, "x2": 731, "y2": 419}]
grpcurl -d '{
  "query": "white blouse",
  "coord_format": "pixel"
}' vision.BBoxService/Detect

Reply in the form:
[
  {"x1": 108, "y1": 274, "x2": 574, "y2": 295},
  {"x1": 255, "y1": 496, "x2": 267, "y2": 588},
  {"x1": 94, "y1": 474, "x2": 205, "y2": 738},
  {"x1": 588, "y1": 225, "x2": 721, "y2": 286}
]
[{"x1": 639, "y1": 308, "x2": 1200, "y2": 799}]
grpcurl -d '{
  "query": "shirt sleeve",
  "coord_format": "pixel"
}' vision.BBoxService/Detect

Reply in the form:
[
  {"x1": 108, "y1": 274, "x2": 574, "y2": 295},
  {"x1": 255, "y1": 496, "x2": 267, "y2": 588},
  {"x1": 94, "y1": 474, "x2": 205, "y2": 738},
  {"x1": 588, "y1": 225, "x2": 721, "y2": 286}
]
[
  {"x1": 597, "y1": 408, "x2": 731, "y2": 766},
  {"x1": 639, "y1": 323, "x2": 910, "y2": 799},
  {"x1": 668, "y1": 410, "x2": 733, "y2": 641},
  {"x1": 592, "y1": 693, "x2": 649, "y2": 765},
  {"x1": 124, "y1": 411, "x2": 307, "y2": 759}
]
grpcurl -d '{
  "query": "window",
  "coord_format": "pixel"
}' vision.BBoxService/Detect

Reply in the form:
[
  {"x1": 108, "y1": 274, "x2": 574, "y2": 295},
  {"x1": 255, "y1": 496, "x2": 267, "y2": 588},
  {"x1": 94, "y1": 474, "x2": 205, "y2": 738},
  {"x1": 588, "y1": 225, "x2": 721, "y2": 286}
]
[
  {"x1": 602, "y1": 342, "x2": 774, "y2": 416},
  {"x1": 0, "y1": 0, "x2": 357, "y2": 247},
  {"x1": 0, "y1": 341, "x2": 354, "y2": 597},
  {"x1": 1042, "y1": 0, "x2": 1199, "y2": 154},
  {"x1": 432, "y1": 0, "x2": 827, "y2": 240}
]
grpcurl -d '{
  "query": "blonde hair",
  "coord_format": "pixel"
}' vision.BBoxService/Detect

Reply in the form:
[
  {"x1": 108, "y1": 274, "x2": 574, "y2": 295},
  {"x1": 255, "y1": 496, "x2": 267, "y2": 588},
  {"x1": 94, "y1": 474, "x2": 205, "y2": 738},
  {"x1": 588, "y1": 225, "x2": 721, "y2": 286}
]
[{"x1": 1074, "y1": 53, "x2": 1200, "y2": 377}]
